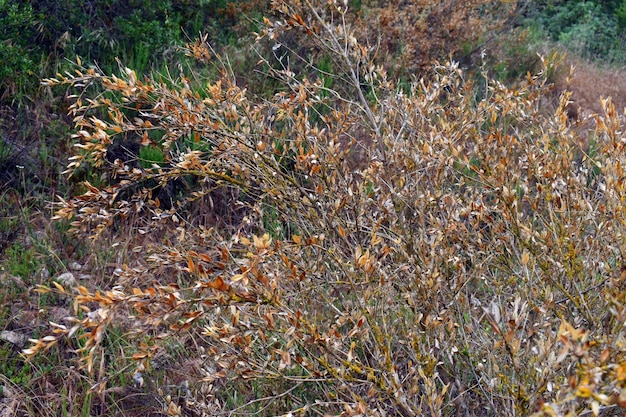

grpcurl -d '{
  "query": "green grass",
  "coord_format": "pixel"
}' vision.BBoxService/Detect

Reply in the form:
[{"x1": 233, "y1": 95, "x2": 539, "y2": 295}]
[
  {"x1": 139, "y1": 145, "x2": 166, "y2": 170},
  {"x1": 3, "y1": 243, "x2": 39, "y2": 281}
]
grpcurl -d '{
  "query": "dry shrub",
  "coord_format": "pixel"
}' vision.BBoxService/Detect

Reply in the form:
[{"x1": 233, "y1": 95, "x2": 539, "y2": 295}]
[
  {"x1": 353, "y1": 0, "x2": 517, "y2": 73},
  {"x1": 27, "y1": 2, "x2": 626, "y2": 416}
]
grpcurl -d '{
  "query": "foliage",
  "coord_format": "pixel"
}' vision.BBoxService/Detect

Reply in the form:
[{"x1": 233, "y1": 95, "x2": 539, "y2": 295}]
[
  {"x1": 29, "y1": 0, "x2": 269, "y2": 64},
  {"x1": 617, "y1": 0, "x2": 626, "y2": 30},
  {"x1": 342, "y1": 0, "x2": 517, "y2": 74},
  {"x1": 0, "y1": 0, "x2": 42, "y2": 102},
  {"x1": 21, "y1": 1, "x2": 626, "y2": 417},
  {"x1": 0, "y1": 0, "x2": 269, "y2": 105},
  {"x1": 531, "y1": 0, "x2": 626, "y2": 62}
]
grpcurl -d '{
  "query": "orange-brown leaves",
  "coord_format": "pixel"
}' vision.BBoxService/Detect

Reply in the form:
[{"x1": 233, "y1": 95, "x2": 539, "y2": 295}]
[
  {"x1": 183, "y1": 33, "x2": 212, "y2": 64},
  {"x1": 355, "y1": 0, "x2": 516, "y2": 73},
  {"x1": 28, "y1": 5, "x2": 626, "y2": 415}
]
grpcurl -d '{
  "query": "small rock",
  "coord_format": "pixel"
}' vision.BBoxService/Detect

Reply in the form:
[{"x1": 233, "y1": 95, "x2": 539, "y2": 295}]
[
  {"x1": 55, "y1": 272, "x2": 77, "y2": 288},
  {"x1": 68, "y1": 262, "x2": 82, "y2": 271},
  {"x1": 133, "y1": 370, "x2": 144, "y2": 388},
  {"x1": 0, "y1": 387, "x2": 19, "y2": 417},
  {"x1": 48, "y1": 306, "x2": 71, "y2": 324},
  {"x1": 0, "y1": 330, "x2": 29, "y2": 348},
  {"x1": 0, "y1": 384, "x2": 16, "y2": 401},
  {"x1": 40, "y1": 267, "x2": 50, "y2": 280},
  {"x1": 9, "y1": 302, "x2": 38, "y2": 328}
]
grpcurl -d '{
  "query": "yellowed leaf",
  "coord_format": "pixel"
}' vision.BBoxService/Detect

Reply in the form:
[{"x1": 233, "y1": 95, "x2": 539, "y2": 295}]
[
  {"x1": 231, "y1": 274, "x2": 245, "y2": 283},
  {"x1": 521, "y1": 250, "x2": 530, "y2": 266}
]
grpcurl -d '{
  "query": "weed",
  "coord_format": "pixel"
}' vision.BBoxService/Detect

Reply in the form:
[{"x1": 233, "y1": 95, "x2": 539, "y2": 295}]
[{"x1": 4, "y1": 243, "x2": 38, "y2": 282}]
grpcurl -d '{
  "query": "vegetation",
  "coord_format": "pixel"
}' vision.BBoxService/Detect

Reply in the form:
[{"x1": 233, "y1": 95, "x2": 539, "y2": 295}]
[
  {"x1": 528, "y1": 0, "x2": 626, "y2": 62},
  {"x1": 2, "y1": 0, "x2": 626, "y2": 416}
]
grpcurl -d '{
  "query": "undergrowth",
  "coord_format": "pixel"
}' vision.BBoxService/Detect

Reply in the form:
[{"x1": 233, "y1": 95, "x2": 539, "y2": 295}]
[{"x1": 19, "y1": 1, "x2": 626, "y2": 416}]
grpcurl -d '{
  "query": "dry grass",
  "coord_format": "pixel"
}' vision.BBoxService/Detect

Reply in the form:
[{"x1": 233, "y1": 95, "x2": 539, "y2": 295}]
[{"x1": 556, "y1": 56, "x2": 626, "y2": 119}]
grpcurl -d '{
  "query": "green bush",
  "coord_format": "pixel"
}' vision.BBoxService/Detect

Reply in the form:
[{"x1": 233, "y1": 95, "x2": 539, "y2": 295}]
[
  {"x1": 532, "y1": 0, "x2": 626, "y2": 62},
  {"x1": 556, "y1": 2, "x2": 622, "y2": 60},
  {"x1": 616, "y1": 0, "x2": 626, "y2": 30},
  {"x1": 0, "y1": 0, "x2": 268, "y2": 102},
  {"x1": 29, "y1": 0, "x2": 267, "y2": 70},
  {"x1": 0, "y1": 0, "x2": 42, "y2": 101}
]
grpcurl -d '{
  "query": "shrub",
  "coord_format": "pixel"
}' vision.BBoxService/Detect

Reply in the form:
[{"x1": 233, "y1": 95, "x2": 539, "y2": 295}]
[
  {"x1": 0, "y1": 0, "x2": 42, "y2": 101},
  {"x1": 533, "y1": 0, "x2": 626, "y2": 62},
  {"x1": 349, "y1": 0, "x2": 517, "y2": 74},
  {"x1": 28, "y1": 1, "x2": 626, "y2": 416}
]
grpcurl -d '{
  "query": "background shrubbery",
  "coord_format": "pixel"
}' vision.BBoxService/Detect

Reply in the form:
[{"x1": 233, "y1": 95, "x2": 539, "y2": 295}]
[
  {"x1": 528, "y1": 0, "x2": 626, "y2": 62},
  {"x1": 2, "y1": 1, "x2": 626, "y2": 416},
  {"x1": 0, "y1": 0, "x2": 272, "y2": 198}
]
